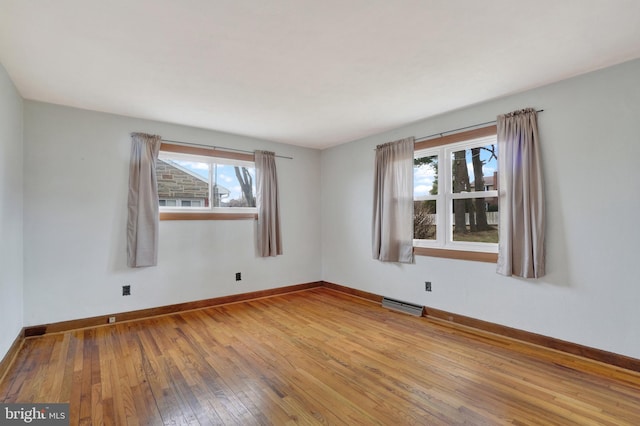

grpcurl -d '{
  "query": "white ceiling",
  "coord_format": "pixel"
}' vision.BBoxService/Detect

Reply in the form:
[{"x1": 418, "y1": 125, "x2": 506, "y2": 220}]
[{"x1": 1, "y1": 1, "x2": 639, "y2": 149}]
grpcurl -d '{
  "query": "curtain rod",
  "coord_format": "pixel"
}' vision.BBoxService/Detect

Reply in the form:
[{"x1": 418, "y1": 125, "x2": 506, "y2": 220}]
[
  {"x1": 161, "y1": 138, "x2": 294, "y2": 160},
  {"x1": 415, "y1": 109, "x2": 544, "y2": 142}
]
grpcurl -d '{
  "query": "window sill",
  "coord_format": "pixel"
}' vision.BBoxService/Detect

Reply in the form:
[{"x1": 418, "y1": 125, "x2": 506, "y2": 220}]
[
  {"x1": 160, "y1": 212, "x2": 258, "y2": 221},
  {"x1": 413, "y1": 247, "x2": 498, "y2": 263}
]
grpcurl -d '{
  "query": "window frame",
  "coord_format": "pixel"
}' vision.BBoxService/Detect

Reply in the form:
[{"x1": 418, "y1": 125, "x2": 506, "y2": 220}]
[
  {"x1": 157, "y1": 143, "x2": 258, "y2": 221},
  {"x1": 413, "y1": 125, "x2": 499, "y2": 263}
]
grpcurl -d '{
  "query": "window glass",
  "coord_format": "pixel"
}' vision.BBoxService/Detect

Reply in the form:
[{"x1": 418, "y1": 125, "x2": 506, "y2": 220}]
[
  {"x1": 157, "y1": 151, "x2": 256, "y2": 212},
  {"x1": 212, "y1": 162, "x2": 256, "y2": 208},
  {"x1": 451, "y1": 197, "x2": 499, "y2": 243},
  {"x1": 414, "y1": 154, "x2": 438, "y2": 197},
  {"x1": 414, "y1": 200, "x2": 437, "y2": 240},
  {"x1": 413, "y1": 131, "x2": 499, "y2": 254},
  {"x1": 157, "y1": 158, "x2": 210, "y2": 208},
  {"x1": 450, "y1": 143, "x2": 497, "y2": 193}
]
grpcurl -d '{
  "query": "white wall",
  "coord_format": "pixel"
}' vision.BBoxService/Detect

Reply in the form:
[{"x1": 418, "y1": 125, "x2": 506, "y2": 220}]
[
  {"x1": 23, "y1": 102, "x2": 322, "y2": 325},
  {"x1": 321, "y1": 59, "x2": 640, "y2": 359},
  {"x1": 0, "y1": 64, "x2": 24, "y2": 358}
]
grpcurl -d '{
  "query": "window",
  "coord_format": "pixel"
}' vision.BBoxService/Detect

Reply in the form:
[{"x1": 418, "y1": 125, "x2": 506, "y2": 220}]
[
  {"x1": 413, "y1": 126, "x2": 499, "y2": 262},
  {"x1": 156, "y1": 143, "x2": 257, "y2": 220}
]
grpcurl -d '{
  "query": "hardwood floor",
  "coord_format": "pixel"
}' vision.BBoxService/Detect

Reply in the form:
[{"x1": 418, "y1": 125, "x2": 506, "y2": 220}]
[{"x1": 2, "y1": 288, "x2": 640, "y2": 425}]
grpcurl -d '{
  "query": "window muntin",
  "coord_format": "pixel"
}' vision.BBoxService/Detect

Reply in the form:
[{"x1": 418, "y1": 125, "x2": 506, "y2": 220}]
[
  {"x1": 414, "y1": 133, "x2": 498, "y2": 253},
  {"x1": 157, "y1": 151, "x2": 256, "y2": 213}
]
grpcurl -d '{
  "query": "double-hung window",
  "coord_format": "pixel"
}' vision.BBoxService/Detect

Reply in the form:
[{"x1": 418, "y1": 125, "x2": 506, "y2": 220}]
[
  {"x1": 413, "y1": 126, "x2": 499, "y2": 262},
  {"x1": 157, "y1": 143, "x2": 257, "y2": 220}
]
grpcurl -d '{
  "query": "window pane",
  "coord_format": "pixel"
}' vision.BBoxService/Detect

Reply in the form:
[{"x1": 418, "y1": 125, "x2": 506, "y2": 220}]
[
  {"x1": 414, "y1": 200, "x2": 437, "y2": 240},
  {"x1": 156, "y1": 159, "x2": 210, "y2": 208},
  {"x1": 451, "y1": 143, "x2": 497, "y2": 193},
  {"x1": 213, "y1": 163, "x2": 256, "y2": 207},
  {"x1": 414, "y1": 155, "x2": 438, "y2": 196},
  {"x1": 451, "y1": 197, "x2": 499, "y2": 243}
]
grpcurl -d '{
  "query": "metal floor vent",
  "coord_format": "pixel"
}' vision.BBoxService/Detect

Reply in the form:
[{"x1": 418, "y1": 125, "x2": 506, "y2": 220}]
[{"x1": 381, "y1": 297, "x2": 424, "y2": 316}]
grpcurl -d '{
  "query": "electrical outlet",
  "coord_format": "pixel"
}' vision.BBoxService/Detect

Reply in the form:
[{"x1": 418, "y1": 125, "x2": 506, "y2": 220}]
[
  {"x1": 108, "y1": 316, "x2": 116, "y2": 324},
  {"x1": 122, "y1": 285, "x2": 131, "y2": 296},
  {"x1": 235, "y1": 272, "x2": 241, "y2": 281},
  {"x1": 425, "y1": 281, "x2": 432, "y2": 292}
]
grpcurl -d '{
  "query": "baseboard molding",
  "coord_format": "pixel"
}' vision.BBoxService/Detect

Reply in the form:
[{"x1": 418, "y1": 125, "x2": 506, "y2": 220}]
[
  {"x1": 0, "y1": 328, "x2": 25, "y2": 382},
  {"x1": 322, "y1": 281, "x2": 640, "y2": 373},
  {"x1": 24, "y1": 281, "x2": 323, "y2": 337},
  {"x1": 321, "y1": 281, "x2": 382, "y2": 303}
]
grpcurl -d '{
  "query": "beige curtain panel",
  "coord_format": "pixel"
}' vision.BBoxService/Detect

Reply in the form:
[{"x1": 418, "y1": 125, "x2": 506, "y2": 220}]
[
  {"x1": 256, "y1": 150, "x2": 282, "y2": 257},
  {"x1": 372, "y1": 137, "x2": 415, "y2": 263},
  {"x1": 127, "y1": 133, "x2": 162, "y2": 267},
  {"x1": 497, "y1": 108, "x2": 545, "y2": 278}
]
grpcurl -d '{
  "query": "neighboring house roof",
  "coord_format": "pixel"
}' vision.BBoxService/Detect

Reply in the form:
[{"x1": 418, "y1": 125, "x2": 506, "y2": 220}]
[
  {"x1": 159, "y1": 158, "x2": 207, "y2": 183},
  {"x1": 158, "y1": 159, "x2": 230, "y2": 196},
  {"x1": 470, "y1": 174, "x2": 496, "y2": 190}
]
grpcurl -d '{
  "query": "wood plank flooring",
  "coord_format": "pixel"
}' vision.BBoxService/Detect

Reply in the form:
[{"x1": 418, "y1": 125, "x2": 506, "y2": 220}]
[{"x1": 2, "y1": 288, "x2": 640, "y2": 425}]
